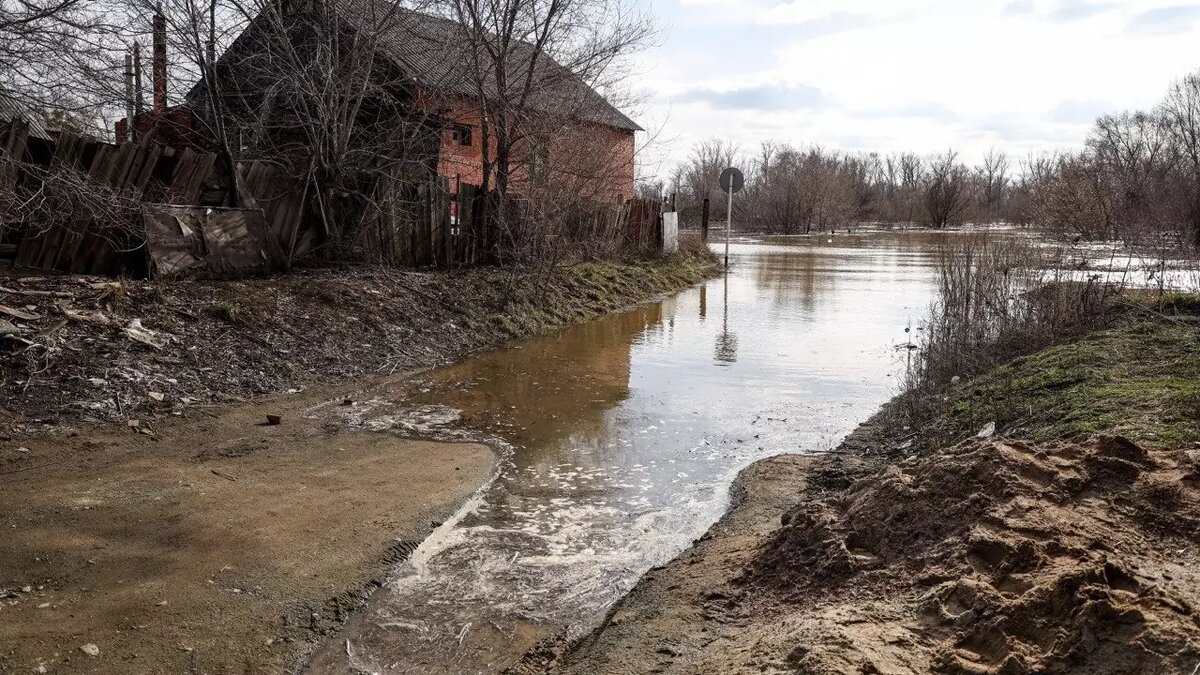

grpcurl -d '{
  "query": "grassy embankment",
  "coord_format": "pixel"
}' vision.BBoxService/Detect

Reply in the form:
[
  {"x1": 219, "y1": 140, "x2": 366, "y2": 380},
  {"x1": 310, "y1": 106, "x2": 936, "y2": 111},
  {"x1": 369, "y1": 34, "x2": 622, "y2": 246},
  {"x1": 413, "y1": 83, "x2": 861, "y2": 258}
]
[
  {"x1": 871, "y1": 234, "x2": 1200, "y2": 456},
  {"x1": 879, "y1": 292, "x2": 1200, "y2": 457},
  {"x1": 937, "y1": 316, "x2": 1200, "y2": 448},
  {"x1": 1, "y1": 248, "x2": 719, "y2": 426}
]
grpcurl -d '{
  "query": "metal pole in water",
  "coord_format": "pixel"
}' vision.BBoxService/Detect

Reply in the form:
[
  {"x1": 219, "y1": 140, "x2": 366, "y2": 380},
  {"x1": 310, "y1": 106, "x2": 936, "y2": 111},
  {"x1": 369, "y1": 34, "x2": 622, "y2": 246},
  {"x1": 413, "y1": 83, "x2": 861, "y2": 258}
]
[
  {"x1": 725, "y1": 184, "x2": 732, "y2": 268},
  {"x1": 719, "y1": 167, "x2": 741, "y2": 269}
]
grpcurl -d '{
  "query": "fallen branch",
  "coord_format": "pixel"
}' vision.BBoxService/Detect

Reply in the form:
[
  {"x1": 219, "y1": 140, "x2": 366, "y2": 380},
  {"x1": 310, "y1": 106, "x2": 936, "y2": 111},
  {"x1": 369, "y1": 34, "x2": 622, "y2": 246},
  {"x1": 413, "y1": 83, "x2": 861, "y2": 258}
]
[{"x1": 0, "y1": 286, "x2": 74, "y2": 298}]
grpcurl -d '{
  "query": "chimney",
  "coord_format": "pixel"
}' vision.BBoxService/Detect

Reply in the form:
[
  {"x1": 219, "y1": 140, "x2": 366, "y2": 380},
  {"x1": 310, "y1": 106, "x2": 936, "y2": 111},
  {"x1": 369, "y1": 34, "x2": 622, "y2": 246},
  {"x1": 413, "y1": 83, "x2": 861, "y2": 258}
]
[
  {"x1": 152, "y1": 10, "x2": 167, "y2": 113},
  {"x1": 133, "y1": 41, "x2": 144, "y2": 115},
  {"x1": 123, "y1": 48, "x2": 135, "y2": 142}
]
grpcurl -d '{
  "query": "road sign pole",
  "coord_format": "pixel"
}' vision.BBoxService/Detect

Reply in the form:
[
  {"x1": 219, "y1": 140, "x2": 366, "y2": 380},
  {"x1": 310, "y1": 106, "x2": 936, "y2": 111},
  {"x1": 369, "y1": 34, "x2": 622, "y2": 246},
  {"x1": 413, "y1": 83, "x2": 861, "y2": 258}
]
[
  {"x1": 718, "y1": 167, "x2": 743, "y2": 270},
  {"x1": 724, "y1": 185, "x2": 733, "y2": 269}
]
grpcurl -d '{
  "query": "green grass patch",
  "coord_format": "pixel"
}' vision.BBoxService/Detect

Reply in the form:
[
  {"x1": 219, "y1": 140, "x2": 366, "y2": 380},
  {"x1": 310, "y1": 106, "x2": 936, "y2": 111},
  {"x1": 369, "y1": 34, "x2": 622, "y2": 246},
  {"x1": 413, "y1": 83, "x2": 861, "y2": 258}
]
[
  {"x1": 929, "y1": 320, "x2": 1200, "y2": 449},
  {"x1": 469, "y1": 250, "x2": 719, "y2": 337},
  {"x1": 211, "y1": 300, "x2": 243, "y2": 325}
]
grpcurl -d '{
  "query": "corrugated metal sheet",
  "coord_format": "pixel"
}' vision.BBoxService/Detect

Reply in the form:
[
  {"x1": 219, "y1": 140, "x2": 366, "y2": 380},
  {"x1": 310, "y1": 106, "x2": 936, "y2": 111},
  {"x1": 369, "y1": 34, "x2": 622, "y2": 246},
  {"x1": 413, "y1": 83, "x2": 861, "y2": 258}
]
[
  {"x1": 0, "y1": 91, "x2": 52, "y2": 140},
  {"x1": 144, "y1": 205, "x2": 286, "y2": 278}
]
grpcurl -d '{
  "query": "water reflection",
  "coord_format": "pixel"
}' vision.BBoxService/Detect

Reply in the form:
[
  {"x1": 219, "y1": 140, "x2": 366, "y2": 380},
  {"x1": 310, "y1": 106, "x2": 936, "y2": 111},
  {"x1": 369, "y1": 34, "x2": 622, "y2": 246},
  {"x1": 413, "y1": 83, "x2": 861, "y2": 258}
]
[
  {"x1": 308, "y1": 230, "x2": 964, "y2": 674},
  {"x1": 714, "y1": 274, "x2": 738, "y2": 365}
]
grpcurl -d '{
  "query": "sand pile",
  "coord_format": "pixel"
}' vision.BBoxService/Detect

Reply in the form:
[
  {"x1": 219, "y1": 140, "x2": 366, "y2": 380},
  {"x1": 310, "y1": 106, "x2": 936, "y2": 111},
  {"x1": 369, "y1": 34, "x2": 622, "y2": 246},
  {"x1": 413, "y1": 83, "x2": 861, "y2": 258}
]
[{"x1": 752, "y1": 435, "x2": 1200, "y2": 674}]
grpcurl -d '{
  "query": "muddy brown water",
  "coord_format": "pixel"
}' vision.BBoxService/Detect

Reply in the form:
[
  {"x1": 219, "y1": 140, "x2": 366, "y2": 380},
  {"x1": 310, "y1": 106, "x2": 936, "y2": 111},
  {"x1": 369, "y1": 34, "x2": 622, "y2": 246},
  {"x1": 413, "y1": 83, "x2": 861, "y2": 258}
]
[{"x1": 303, "y1": 230, "x2": 993, "y2": 673}]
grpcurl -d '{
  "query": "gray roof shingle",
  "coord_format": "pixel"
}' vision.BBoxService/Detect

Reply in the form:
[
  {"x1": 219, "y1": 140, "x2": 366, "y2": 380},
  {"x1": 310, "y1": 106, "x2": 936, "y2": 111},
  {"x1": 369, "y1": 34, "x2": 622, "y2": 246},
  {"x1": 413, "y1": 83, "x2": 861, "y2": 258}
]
[{"x1": 337, "y1": 4, "x2": 641, "y2": 132}]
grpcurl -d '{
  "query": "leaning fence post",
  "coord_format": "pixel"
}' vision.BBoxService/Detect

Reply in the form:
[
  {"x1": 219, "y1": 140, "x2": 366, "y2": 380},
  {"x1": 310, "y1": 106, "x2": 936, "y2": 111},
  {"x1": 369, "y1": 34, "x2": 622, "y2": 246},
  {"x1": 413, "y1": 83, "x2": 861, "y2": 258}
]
[{"x1": 701, "y1": 198, "x2": 710, "y2": 244}]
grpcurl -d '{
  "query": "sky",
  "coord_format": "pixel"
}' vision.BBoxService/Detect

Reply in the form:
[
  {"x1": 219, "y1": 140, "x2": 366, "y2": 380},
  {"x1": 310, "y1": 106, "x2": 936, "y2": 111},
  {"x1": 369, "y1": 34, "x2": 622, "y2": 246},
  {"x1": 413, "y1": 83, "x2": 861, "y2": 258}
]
[{"x1": 627, "y1": 0, "x2": 1200, "y2": 177}]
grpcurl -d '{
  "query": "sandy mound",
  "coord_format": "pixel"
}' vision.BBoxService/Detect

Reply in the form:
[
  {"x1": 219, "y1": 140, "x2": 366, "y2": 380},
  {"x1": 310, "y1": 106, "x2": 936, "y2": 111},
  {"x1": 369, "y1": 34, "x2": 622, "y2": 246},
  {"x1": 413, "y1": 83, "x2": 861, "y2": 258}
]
[{"x1": 752, "y1": 435, "x2": 1200, "y2": 674}]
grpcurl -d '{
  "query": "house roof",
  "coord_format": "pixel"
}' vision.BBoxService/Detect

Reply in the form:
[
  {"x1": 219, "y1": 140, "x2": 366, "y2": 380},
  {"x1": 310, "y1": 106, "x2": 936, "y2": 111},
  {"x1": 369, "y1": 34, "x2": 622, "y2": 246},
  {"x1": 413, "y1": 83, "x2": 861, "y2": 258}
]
[
  {"x1": 0, "y1": 91, "x2": 53, "y2": 141},
  {"x1": 335, "y1": 4, "x2": 642, "y2": 132}
]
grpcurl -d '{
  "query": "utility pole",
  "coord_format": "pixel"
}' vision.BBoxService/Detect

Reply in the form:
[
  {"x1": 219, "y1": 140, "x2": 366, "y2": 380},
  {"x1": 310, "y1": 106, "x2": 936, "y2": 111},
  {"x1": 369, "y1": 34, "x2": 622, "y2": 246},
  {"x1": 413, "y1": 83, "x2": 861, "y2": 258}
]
[
  {"x1": 133, "y1": 42, "x2": 144, "y2": 116},
  {"x1": 123, "y1": 48, "x2": 134, "y2": 143},
  {"x1": 724, "y1": 181, "x2": 732, "y2": 267},
  {"x1": 718, "y1": 167, "x2": 744, "y2": 270}
]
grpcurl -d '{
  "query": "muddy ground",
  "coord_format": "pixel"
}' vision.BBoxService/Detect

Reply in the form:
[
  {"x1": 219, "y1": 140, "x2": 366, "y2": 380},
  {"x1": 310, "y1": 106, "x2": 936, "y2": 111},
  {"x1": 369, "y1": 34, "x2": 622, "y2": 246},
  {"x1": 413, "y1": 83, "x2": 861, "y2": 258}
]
[
  {"x1": 0, "y1": 380, "x2": 496, "y2": 674},
  {"x1": 517, "y1": 317, "x2": 1200, "y2": 675},
  {"x1": 0, "y1": 252, "x2": 718, "y2": 674}
]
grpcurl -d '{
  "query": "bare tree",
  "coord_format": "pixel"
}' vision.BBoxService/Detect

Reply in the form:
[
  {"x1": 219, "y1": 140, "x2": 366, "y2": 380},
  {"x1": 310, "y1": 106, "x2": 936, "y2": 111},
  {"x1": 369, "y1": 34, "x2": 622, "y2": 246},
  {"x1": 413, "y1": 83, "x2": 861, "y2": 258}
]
[
  {"x1": 896, "y1": 152, "x2": 926, "y2": 223},
  {"x1": 753, "y1": 142, "x2": 802, "y2": 233},
  {"x1": 731, "y1": 143, "x2": 859, "y2": 234},
  {"x1": 1, "y1": 0, "x2": 123, "y2": 127},
  {"x1": 1032, "y1": 152, "x2": 1114, "y2": 240},
  {"x1": 977, "y1": 148, "x2": 1009, "y2": 220},
  {"x1": 1087, "y1": 110, "x2": 1173, "y2": 241},
  {"x1": 1005, "y1": 151, "x2": 1057, "y2": 226},
  {"x1": 434, "y1": 0, "x2": 653, "y2": 261},
  {"x1": 924, "y1": 150, "x2": 972, "y2": 228},
  {"x1": 682, "y1": 138, "x2": 737, "y2": 218},
  {"x1": 1160, "y1": 73, "x2": 1200, "y2": 244}
]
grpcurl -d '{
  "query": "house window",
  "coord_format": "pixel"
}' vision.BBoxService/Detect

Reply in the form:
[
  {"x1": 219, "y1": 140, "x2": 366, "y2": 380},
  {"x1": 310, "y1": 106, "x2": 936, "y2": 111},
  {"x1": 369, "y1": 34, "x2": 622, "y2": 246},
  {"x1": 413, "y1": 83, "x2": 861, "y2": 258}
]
[
  {"x1": 451, "y1": 124, "x2": 472, "y2": 146},
  {"x1": 528, "y1": 138, "x2": 549, "y2": 182}
]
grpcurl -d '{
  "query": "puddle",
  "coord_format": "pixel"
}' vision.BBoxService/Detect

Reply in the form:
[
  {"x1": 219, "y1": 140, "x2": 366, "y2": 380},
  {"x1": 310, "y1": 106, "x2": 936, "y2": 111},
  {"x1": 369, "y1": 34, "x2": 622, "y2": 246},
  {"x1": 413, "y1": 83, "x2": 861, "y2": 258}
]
[{"x1": 305, "y1": 229, "x2": 1035, "y2": 673}]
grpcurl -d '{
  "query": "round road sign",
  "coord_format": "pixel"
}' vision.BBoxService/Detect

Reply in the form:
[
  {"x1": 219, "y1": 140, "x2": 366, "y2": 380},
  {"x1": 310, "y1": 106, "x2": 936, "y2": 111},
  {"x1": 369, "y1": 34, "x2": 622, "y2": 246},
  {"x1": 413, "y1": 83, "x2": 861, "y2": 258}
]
[{"x1": 720, "y1": 167, "x2": 744, "y2": 194}]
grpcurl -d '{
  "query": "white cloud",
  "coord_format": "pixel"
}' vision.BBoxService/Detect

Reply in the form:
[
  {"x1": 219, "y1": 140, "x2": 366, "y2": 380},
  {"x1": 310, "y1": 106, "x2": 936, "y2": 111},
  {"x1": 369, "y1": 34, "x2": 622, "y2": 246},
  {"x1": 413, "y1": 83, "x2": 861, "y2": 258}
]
[
  {"x1": 760, "y1": 0, "x2": 928, "y2": 23},
  {"x1": 632, "y1": 0, "x2": 1200, "y2": 171}
]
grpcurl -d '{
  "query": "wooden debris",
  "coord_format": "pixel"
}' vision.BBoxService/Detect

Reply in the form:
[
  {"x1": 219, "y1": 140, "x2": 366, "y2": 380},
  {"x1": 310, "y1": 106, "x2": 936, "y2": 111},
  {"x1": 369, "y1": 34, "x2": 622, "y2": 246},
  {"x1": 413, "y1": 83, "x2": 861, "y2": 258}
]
[{"x1": 0, "y1": 305, "x2": 40, "y2": 321}]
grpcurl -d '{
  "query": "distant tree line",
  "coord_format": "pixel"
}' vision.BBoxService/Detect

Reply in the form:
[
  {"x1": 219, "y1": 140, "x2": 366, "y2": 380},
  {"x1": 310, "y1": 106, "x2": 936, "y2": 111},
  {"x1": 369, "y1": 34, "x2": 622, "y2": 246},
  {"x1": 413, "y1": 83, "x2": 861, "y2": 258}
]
[
  {"x1": 657, "y1": 70, "x2": 1200, "y2": 249},
  {"x1": 1033, "y1": 73, "x2": 1200, "y2": 247},
  {"x1": 653, "y1": 139, "x2": 1024, "y2": 235}
]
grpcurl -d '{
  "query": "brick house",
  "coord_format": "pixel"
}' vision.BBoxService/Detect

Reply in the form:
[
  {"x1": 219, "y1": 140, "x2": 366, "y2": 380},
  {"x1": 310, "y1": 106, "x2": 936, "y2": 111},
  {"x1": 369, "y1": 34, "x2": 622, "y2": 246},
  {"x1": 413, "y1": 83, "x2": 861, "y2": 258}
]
[
  {"x1": 170, "y1": 3, "x2": 641, "y2": 204},
  {"x1": 377, "y1": 9, "x2": 642, "y2": 203}
]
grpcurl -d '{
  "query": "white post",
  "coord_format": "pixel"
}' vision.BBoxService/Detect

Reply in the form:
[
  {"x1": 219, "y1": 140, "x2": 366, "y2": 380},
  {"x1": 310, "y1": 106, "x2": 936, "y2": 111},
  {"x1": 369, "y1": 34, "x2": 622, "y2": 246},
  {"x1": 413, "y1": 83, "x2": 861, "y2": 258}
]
[{"x1": 724, "y1": 183, "x2": 733, "y2": 269}]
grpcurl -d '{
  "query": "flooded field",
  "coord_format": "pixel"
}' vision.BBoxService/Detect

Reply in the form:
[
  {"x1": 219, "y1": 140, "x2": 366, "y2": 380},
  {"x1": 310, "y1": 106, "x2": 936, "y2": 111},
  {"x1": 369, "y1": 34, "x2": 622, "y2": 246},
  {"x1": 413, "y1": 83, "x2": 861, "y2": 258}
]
[{"x1": 305, "y1": 230, "x2": 1010, "y2": 673}]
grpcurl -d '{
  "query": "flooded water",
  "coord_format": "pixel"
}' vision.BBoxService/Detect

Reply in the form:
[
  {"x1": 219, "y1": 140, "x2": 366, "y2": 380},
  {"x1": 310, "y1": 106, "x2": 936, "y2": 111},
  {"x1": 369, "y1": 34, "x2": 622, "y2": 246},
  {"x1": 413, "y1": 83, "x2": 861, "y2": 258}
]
[{"x1": 306, "y1": 230, "x2": 982, "y2": 673}]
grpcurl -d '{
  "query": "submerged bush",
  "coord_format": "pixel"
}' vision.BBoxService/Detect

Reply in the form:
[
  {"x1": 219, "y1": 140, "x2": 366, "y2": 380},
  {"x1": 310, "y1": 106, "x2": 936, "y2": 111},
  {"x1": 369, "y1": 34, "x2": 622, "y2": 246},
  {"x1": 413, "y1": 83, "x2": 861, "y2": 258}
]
[{"x1": 903, "y1": 234, "x2": 1122, "y2": 424}]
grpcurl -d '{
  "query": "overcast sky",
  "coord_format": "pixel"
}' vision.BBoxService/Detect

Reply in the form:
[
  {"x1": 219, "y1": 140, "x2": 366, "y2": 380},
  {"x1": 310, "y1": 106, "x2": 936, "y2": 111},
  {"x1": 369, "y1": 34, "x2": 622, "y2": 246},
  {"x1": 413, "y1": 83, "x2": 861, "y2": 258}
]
[{"x1": 629, "y1": 0, "x2": 1200, "y2": 176}]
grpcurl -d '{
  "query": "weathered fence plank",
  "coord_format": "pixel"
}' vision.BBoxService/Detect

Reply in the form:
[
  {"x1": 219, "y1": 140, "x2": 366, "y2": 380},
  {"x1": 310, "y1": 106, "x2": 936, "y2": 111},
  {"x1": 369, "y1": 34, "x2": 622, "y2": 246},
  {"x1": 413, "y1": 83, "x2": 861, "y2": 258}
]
[
  {"x1": 239, "y1": 162, "x2": 310, "y2": 264},
  {"x1": 5, "y1": 112, "x2": 666, "y2": 275},
  {"x1": 3, "y1": 118, "x2": 219, "y2": 275}
]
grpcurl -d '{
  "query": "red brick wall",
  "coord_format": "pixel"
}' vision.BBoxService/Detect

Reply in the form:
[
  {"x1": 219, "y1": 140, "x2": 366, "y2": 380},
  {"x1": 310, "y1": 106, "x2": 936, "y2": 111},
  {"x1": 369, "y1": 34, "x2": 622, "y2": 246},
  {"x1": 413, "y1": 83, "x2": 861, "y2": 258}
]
[
  {"x1": 114, "y1": 107, "x2": 203, "y2": 150},
  {"x1": 426, "y1": 94, "x2": 488, "y2": 189},
  {"x1": 417, "y1": 87, "x2": 636, "y2": 204}
]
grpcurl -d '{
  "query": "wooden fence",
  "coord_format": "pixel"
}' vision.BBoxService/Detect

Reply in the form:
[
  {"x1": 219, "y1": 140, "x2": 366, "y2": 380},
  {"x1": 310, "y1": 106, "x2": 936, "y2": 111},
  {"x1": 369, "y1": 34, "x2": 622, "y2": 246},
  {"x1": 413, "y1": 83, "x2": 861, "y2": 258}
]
[
  {"x1": 557, "y1": 196, "x2": 664, "y2": 258},
  {"x1": 239, "y1": 161, "x2": 315, "y2": 266},
  {"x1": 1, "y1": 120, "x2": 218, "y2": 275},
  {"x1": 362, "y1": 176, "x2": 486, "y2": 267},
  {"x1": 3, "y1": 115, "x2": 667, "y2": 276},
  {"x1": 362, "y1": 179, "x2": 664, "y2": 268}
]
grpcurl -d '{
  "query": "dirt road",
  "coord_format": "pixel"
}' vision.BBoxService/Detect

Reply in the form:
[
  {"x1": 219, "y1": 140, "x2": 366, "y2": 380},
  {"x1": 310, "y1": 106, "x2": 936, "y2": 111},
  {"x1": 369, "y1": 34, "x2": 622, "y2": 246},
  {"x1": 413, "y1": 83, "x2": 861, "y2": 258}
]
[
  {"x1": 0, "y1": 384, "x2": 495, "y2": 674},
  {"x1": 523, "y1": 434, "x2": 1200, "y2": 675}
]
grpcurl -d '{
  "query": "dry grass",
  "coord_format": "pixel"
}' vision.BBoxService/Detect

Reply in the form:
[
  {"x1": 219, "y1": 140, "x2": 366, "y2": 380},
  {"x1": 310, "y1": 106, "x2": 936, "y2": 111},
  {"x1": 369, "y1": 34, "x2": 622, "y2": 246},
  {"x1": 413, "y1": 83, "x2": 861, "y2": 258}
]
[
  {"x1": 1, "y1": 250, "x2": 719, "y2": 425},
  {"x1": 677, "y1": 229, "x2": 709, "y2": 253},
  {"x1": 902, "y1": 234, "x2": 1122, "y2": 426}
]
